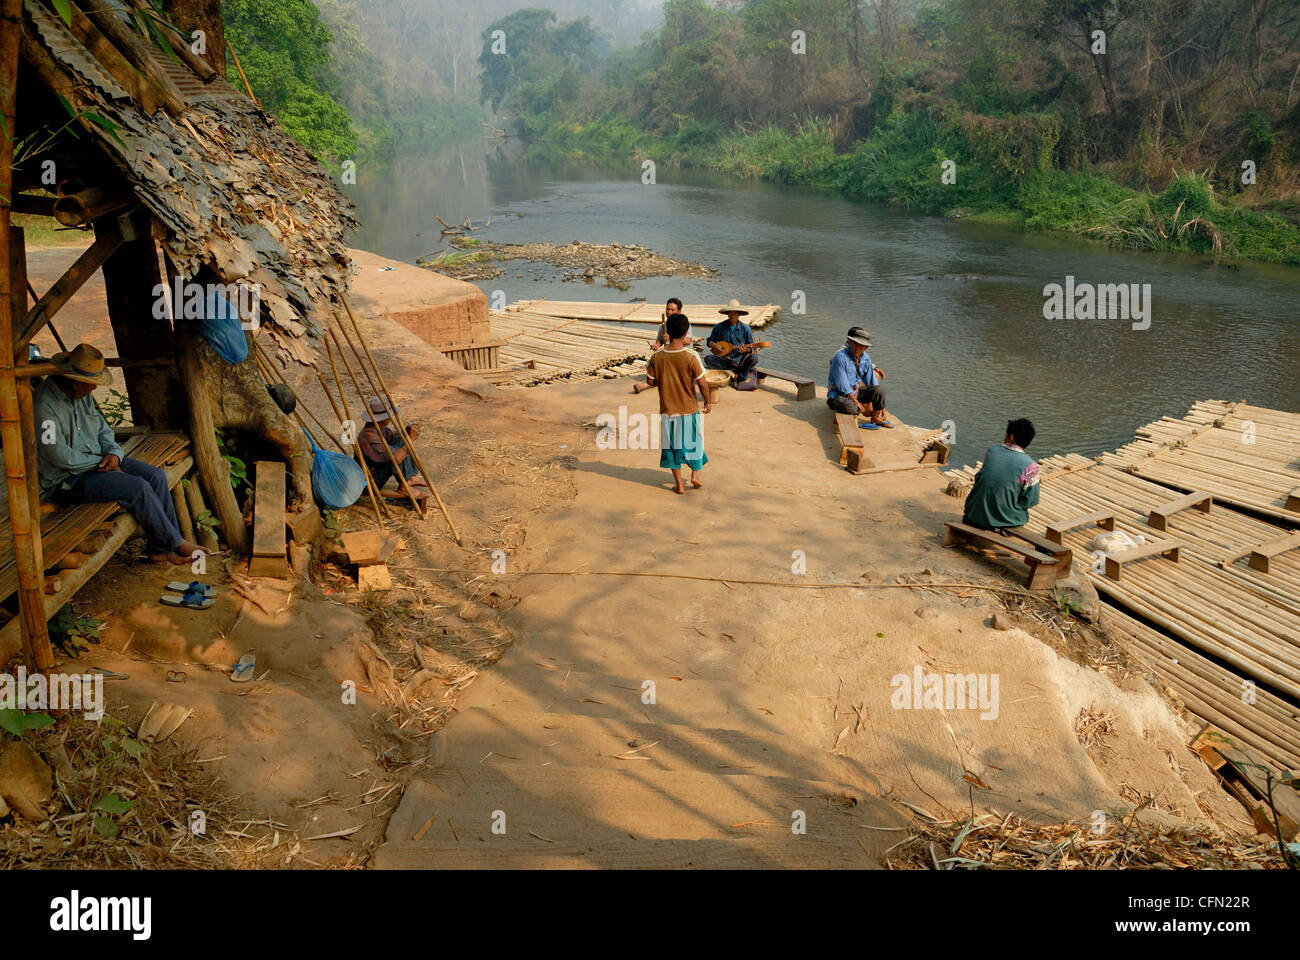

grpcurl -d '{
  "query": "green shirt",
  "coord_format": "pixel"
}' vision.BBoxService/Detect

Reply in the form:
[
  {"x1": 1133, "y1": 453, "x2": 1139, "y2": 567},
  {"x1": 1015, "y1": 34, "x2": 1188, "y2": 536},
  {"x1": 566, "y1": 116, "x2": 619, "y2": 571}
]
[
  {"x1": 963, "y1": 443, "x2": 1041, "y2": 529},
  {"x1": 33, "y1": 378, "x2": 124, "y2": 497}
]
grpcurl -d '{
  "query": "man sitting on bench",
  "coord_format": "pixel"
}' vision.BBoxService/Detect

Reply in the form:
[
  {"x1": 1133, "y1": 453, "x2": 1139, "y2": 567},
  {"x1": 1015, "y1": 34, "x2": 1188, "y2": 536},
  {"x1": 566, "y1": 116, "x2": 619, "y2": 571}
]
[
  {"x1": 826, "y1": 326, "x2": 891, "y2": 428},
  {"x1": 963, "y1": 418, "x2": 1041, "y2": 532},
  {"x1": 705, "y1": 300, "x2": 761, "y2": 390},
  {"x1": 34, "y1": 343, "x2": 204, "y2": 566}
]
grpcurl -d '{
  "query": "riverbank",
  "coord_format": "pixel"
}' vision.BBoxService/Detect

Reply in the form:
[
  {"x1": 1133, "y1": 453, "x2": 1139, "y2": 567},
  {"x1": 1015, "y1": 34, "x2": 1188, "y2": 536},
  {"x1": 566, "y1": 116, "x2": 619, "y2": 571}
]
[{"x1": 519, "y1": 118, "x2": 1300, "y2": 266}]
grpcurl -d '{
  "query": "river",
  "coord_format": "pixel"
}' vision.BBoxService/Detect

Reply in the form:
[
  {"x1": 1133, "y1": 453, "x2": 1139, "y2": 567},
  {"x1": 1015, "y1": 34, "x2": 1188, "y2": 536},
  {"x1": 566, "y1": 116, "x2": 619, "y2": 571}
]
[{"x1": 347, "y1": 145, "x2": 1300, "y2": 466}]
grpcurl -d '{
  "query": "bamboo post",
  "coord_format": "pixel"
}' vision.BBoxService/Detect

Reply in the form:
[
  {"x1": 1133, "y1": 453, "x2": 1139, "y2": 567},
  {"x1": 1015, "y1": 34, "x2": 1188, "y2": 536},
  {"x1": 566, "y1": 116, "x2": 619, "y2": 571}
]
[
  {"x1": 327, "y1": 322, "x2": 423, "y2": 516},
  {"x1": 340, "y1": 294, "x2": 461, "y2": 543},
  {"x1": 183, "y1": 478, "x2": 219, "y2": 554},
  {"x1": 171, "y1": 483, "x2": 194, "y2": 543},
  {"x1": 0, "y1": 0, "x2": 52, "y2": 670}
]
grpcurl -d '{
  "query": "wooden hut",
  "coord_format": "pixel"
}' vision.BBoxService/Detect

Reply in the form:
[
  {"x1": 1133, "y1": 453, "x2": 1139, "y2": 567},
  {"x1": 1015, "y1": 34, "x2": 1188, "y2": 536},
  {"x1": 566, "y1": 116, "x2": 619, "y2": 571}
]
[{"x1": 0, "y1": 0, "x2": 357, "y2": 667}]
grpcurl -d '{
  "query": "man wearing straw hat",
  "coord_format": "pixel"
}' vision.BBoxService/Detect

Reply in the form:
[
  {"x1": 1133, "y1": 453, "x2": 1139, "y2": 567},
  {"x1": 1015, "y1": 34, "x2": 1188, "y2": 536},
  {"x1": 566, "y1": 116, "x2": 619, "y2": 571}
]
[
  {"x1": 33, "y1": 344, "x2": 204, "y2": 566},
  {"x1": 358, "y1": 397, "x2": 428, "y2": 505},
  {"x1": 827, "y1": 325, "x2": 892, "y2": 428},
  {"x1": 704, "y1": 299, "x2": 761, "y2": 389}
]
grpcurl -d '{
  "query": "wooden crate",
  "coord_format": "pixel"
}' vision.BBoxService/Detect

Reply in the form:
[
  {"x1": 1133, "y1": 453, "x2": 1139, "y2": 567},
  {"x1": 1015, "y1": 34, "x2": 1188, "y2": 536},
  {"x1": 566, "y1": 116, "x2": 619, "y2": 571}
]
[{"x1": 440, "y1": 340, "x2": 504, "y2": 372}]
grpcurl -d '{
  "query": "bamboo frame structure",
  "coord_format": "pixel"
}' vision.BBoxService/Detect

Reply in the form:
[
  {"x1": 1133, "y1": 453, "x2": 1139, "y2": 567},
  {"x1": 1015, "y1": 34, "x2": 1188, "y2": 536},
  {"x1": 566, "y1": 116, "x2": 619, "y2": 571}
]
[{"x1": 1, "y1": 0, "x2": 52, "y2": 669}]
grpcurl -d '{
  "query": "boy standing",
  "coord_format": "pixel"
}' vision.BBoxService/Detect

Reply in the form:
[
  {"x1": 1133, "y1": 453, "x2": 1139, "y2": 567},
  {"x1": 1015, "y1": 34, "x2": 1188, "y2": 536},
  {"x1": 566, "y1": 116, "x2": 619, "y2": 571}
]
[{"x1": 645, "y1": 313, "x2": 711, "y2": 494}]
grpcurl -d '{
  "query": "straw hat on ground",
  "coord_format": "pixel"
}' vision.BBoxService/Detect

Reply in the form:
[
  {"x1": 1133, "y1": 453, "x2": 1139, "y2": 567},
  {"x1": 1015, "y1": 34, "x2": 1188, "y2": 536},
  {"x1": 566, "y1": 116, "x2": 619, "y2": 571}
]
[
  {"x1": 50, "y1": 343, "x2": 112, "y2": 386},
  {"x1": 718, "y1": 298, "x2": 749, "y2": 316}
]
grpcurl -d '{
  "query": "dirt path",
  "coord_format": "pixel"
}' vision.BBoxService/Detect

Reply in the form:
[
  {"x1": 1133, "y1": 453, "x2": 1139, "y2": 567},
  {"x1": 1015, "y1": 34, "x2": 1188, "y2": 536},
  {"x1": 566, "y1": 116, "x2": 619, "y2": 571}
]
[{"x1": 373, "y1": 376, "x2": 1245, "y2": 868}]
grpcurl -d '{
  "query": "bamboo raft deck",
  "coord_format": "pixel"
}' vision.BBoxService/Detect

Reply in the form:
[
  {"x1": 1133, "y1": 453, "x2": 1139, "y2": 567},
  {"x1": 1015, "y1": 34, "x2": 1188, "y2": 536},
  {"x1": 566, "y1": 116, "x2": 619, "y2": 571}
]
[
  {"x1": 506, "y1": 300, "x2": 782, "y2": 329},
  {"x1": 1100, "y1": 400, "x2": 1300, "y2": 523},
  {"x1": 944, "y1": 404, "x2": 1300, "y2": 775},
  {"x1": 484, "y1": 309, "x2": 655, "y2": 388}
]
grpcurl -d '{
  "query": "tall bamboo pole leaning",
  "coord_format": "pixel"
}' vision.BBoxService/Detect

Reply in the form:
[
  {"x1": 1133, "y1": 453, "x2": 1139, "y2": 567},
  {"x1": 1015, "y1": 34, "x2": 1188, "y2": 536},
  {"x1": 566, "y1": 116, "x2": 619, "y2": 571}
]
[
  {"x1": 0, "y1": 0, "x2": 53, "y2": 670},
  {"x1": 339, "y1": 295, "x2": 462, "y2": 544},
  {"x1": 321, "y1": 333, "x2": 390, "y2": 520},
  {"x1": 326, "y1": 323, "x2": 424, "y2": 517}
]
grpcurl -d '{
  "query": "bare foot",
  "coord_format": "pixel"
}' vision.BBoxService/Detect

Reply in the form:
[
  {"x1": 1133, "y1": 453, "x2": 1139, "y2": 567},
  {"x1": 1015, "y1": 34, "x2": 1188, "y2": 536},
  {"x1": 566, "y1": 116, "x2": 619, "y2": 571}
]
[
  {"x1": 178, "y1": 540, "x2": 205, "y2": 558},
  {"x1": 632, "y1": 382, "x2": 650, "y2": 394},
  {"x1": 690, "y1": 475, "x2": 704, "y2": 489},
  {"x1": 149, "y1": 551, "x2": 172, "y2": 565},
  {"x1": 673, "y1": 481, "x2": 685, "y2": 494}
]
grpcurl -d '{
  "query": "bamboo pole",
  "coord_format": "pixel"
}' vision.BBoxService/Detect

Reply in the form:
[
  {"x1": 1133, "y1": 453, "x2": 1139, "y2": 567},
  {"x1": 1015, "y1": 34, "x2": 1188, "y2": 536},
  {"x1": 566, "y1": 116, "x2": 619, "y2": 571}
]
[
  {"x1": 1, "y1": 1, "x2": 52, "y2": 670},
  {"x1": 224, "y1": 37, "x2": 260, "y2": 106},
  {"x1": 171, "y1": 483, "x2": 194, "y2": 543},
  {"x1": 327, "y1": 321, "x2": 424, "y2": 518},
  {"x1": 324, "y1": 331, "x2": 389, "y2": 521},
  {"x1": 340, "y1": 294, "x2": 462, "y2": 543}
]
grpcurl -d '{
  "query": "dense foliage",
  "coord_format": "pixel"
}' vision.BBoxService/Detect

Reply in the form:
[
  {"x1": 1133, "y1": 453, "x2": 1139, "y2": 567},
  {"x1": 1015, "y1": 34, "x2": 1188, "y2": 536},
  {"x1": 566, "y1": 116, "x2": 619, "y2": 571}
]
[{"x1": 484, "y1": 0, "x2": 1300, "y2": 263}]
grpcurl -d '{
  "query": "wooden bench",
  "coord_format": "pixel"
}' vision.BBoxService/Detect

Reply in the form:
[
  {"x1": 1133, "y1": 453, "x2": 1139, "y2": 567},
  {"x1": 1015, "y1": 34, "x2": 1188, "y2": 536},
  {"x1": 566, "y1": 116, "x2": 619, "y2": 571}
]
[
  {"x1": 756, "y1": 367, "x2": 815, "y2": 401},
  {"x1": 1247, "y1": 531, "x2": 1300, "y2": 574},
  {"x1": 1002, "y1": 525, "x2": 1073, "y2": 577},
  {"x1": 918, "y1": 440, "x2": 950, "y2": 466},
  {"x1": 1147, "y1": 491, "x2": 1212, "y2": 530},
  {"x1": 1045, "y1": 510, "x2": 1115, "y2": 545},
  {"x1": 1286, "y1": 486, "x2": 1300, "y2": 513},
  {"x1": 832, "y1": 413, "x2": 874, "y2": 474},
  {"x1": 943, "y1": 522, "x2": 1063, "y2": 590},
  {"x1": 1102, "y1": 537, "x2": 1181, "y2": 580}
]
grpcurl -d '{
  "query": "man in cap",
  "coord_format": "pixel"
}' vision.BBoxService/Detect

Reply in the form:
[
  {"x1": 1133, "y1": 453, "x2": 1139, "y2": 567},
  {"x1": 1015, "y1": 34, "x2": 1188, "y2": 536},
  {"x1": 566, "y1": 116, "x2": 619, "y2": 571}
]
[
  {"x1": 705, "y1": 299, "x2": 761, "y2": 389},
  {"x1": 34, "y1": 344, "x2": 204, "y2": 565},
  {"x1": 357, "y1": 397, "x2": 428, "y2": 505},
  {"x1": 826, "y1": 326, "x2": 892, "y2": 428}
]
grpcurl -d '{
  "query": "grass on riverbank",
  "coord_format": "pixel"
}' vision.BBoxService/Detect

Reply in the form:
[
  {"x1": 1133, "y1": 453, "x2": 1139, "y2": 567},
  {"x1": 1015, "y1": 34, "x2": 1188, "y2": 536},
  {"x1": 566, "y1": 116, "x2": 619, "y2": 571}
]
[
  {"x1": 12, "y1": 213, "x2": 92, "y2": 249},
  {"x1": 524, "y1": 110, "x2": 1300, "y2": 265}
]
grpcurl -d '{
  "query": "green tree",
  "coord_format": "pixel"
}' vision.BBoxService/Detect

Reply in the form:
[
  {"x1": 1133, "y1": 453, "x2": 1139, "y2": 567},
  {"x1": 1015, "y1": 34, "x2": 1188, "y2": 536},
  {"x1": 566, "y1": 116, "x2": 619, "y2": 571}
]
[{"x1": 221, "y1": 0, "x2": 357, "y2": 162}]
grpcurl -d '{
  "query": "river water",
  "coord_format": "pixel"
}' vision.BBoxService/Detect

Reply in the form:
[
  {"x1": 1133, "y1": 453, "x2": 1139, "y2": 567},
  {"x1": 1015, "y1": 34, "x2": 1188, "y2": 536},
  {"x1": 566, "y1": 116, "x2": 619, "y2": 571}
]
[{"x1": 347, "y1": 146, "x2": 1300, "y2": 466}]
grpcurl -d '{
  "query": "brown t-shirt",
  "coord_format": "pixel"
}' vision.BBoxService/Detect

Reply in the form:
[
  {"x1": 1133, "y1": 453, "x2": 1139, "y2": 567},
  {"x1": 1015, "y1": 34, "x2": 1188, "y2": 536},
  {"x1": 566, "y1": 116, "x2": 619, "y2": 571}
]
[{"x1": 647, "y1": 348, "x2": 706, "y2": 416}]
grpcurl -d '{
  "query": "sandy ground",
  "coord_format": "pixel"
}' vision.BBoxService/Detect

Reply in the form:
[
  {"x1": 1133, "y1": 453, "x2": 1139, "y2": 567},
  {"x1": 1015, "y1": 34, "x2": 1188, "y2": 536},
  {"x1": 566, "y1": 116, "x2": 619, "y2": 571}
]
[{"x1": 20, "y1": 243, "x2": 1249, "y2": 868}]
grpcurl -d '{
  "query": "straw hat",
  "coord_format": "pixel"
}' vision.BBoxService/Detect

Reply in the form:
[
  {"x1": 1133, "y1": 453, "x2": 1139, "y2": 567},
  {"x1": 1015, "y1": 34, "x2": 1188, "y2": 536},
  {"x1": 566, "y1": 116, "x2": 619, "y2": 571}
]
[
  {"x1": 361, "y1": 397, "x2": 399, "y2": 424},
  {"x1": 50, "y1": 343, "x2": 112, "y2": 386},
  {"x1": 846, "y1": 326, "x2": 871, "y2": 347},
  {"x1": 718, "y1": 299, "x2": 749, "y2": 316}
]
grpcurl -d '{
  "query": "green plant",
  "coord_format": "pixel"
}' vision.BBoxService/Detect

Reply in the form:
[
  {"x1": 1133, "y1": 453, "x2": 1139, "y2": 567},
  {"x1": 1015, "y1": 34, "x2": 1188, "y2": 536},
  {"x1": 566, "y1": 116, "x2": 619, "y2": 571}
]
[
  {"x1": 1055, "y1": 591, "x2": 1078, "y2": 618},
  {"x1": 0, "y1": 709, "x2": 54, "y2": 737},
  {"x1": 97, "y1": 388, "x2": 131, "y2": 427},
  {"x1": 49, "y1": 605, "x2": 102, "y2": 657},
  {"x1": 215, "y1": 431, "x2": 249, "y2": 491}
]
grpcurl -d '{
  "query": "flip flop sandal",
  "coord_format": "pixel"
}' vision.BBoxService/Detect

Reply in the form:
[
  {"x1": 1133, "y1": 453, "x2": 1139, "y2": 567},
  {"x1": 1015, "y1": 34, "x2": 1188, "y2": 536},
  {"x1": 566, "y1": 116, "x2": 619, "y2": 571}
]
[
  {"x1": 166, "y1": 670, "x2": 187, "y2": 683},
  {"x1": 859, "y1": 422, "x2": 880, "y2": 430},
  {"x1": 230, "y1": 653, "x2": 255, "y2": 683},
  {"x1": 89, "y1": 667, "x2": 129, "y2": 681},
  {"x1": 877, "y1": 420, "x2": 895, "y2": 428},
  {"x1": 166, "y1": 581, "x2": 213, "y2": 597},
  {"x1": 160, "y1": 586, "x2": 214, "y2": 610}
]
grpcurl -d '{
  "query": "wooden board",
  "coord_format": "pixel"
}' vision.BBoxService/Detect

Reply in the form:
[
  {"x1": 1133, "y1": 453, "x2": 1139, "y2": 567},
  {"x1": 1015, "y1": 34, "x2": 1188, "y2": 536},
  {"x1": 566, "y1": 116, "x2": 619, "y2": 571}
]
[
  {"x1": 1147, "y1": 490, "x2": 1212, "y2": 530},
  {"x1": 1002, "y1": 526, "x2": 1073, "y2": 577},
  {"x1": 1287, "y1": 486, "x2": 1300, "y2": 513},
  {"x1": 755, "y1": 367, "x2": 815, "y2": 401},
  {"x1": 1045, "y1": 510, "x2": 1115, "y2": 544},
  {"x1": 834, "y1": 413, "x2": 862, "y2": 465},
  {"x1": 1248, "y1": 532, "x2": 1300, "y2": 574},
  {"x1": 251, "y1": 461, "x2": 287, "y2": 560},
  {"x1": 1103, "y1": 538, "x2": 1180, "y2": 580},
  {"x1": 942, "y1": 522, "x2": 1060, "y2": 590}
]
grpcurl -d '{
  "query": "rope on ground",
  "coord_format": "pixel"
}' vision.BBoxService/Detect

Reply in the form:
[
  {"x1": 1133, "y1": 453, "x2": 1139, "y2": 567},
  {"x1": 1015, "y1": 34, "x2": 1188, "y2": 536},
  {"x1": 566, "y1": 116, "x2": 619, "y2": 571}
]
[{"x1": 403, "y1": 568, "x2": 1044, "y2": 599}]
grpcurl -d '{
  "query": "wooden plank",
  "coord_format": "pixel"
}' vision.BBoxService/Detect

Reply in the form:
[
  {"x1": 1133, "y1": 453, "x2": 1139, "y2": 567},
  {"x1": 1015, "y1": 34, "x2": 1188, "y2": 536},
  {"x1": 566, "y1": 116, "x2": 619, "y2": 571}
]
[
  {"x1": 918, "y1": 441, "x2": 950, "y2": 466},
  {"x1": 251, "y1": 461, "x2": 287, "y2": 559},
  {"x1": 1286, "y1": 486, "x2": 1300, "y2": 513},
  {"x1": 286, "y1": 506, "x2": 323, "y2": 544},
  {"x1": 1248, "y1": 532, "x2": 1300, "y2": 575},
  {"x1": 1147, "y1": 490, "x2": 1213, "y2": 530},
  {"x1": 1003, "y1": 526, "x2": 1073, "y2": 577},
  {"x1": 1103, "y1": 538, "x2": 1181, "y2": 581},
  {"x1": 834, "y1": 413, "x2": 862, "y2": 465},
  {"x1": 755, "y1": 367, "x2": 815, "y2": 401},
  {"x1": 943, "y1": 523, "x2": 1057, "y2": 564},
  {"x1": 1045, "y1": 510, "x2": 1115, "y2": 544},
  {"x1": 845, "y1": 448, "x2": 874, "y2": 474},
  {"x1": 247, "y1": 554, "x2": 291, "y2": 579}
]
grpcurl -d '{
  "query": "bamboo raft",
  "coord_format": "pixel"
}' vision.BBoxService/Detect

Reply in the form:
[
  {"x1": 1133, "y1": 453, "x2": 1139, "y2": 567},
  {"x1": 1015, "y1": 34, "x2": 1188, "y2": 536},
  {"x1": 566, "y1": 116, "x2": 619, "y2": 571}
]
[
  {"x1": 484, "y1": 309, "x2": 654, "y2": 388},
  {"x1": 944, "y1": 405, "x2": 1300, "y2": 774},
  {"x1": 506, "y1": 299, "x2": 782, "y2": 329},
  {"x1": 1100, "y1": 400, "x2": 1300, "y2": 522}
]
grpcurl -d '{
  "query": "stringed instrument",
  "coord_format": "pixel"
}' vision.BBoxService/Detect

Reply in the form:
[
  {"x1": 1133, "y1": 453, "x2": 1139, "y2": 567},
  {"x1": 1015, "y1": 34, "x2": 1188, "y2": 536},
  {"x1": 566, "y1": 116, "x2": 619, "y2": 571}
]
[{"x1": 710, "y1": 339, "x2": 772, "y2": 358}]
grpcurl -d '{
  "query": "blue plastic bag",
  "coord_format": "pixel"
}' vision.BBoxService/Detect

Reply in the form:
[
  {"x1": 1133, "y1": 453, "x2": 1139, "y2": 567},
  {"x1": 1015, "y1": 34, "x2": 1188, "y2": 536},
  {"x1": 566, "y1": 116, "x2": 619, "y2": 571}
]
[
  {"x1": 303, "y1": 429, "x2": 366, "y2": 509},
  {"x1": 199, "y1": 288, "x2": 249, "y2": 364}
]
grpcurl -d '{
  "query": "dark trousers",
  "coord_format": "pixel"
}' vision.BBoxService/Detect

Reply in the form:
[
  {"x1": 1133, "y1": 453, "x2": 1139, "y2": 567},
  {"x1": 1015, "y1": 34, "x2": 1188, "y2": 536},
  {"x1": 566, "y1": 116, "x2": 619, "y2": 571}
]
[
  {"x1": 705, "y1": 352, "x2": 758, "y2": 376},
  {"x1": 58, "y1": 457, "x2": 182, "y2": 553},
  {"x1": 827, "y1": 384, "x2": 886, "y2": 415}
]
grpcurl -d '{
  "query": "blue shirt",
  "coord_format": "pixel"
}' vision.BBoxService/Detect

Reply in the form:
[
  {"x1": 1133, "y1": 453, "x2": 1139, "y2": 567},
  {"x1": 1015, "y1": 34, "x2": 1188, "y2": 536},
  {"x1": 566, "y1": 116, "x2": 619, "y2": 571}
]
[
  {"x1": 707, "y1": 319, "x2": 753, "y2": 361},
  {"x1": 827, "y1": 347, "x2": 875, "y2": 399}
]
